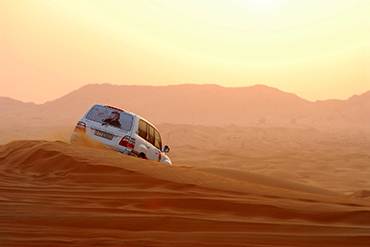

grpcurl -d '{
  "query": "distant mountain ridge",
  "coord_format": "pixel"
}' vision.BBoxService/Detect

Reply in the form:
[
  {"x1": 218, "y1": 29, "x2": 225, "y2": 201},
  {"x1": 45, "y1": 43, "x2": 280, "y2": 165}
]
[{"x1": 1, "y1": 84, "x2": 369, "y2": 128}]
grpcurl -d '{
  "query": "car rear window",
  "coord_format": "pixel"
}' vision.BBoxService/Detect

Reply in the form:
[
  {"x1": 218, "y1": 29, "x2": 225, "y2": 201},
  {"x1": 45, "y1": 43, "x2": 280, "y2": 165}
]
[{"x1": 86, "y1": 105, "x2": 133, "y2": 131}]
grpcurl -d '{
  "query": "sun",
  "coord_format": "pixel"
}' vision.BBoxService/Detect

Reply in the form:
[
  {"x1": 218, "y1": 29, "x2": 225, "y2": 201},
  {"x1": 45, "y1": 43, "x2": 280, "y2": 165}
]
[{"x1": 248, "y1": 0, "x2": 280, "y2": 9}]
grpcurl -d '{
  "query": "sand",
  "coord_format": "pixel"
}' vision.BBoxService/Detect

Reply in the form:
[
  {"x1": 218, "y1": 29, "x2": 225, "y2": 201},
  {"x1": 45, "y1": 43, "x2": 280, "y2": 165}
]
[
  {"x1": 1, "y1": 81, "x2": 369, "y2": 246},
  {"x1": 158, "y1": 124, "x2": 370, "y2": 194},
  {"x1": 1, "y1": 131, "x2": 370, "y2": 246}
]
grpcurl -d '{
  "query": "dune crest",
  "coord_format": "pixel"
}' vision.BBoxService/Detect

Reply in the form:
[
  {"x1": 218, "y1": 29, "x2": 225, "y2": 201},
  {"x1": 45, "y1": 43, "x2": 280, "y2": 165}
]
[{"x1": 1, "y1": 140, "x2": 370, "y2": 246}]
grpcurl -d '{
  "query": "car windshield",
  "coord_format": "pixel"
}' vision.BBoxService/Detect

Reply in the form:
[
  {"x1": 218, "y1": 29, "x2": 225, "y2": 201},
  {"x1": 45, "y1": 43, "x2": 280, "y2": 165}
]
[{"x1": 86, "y1": 105, "x2": 133, "y2": 131}]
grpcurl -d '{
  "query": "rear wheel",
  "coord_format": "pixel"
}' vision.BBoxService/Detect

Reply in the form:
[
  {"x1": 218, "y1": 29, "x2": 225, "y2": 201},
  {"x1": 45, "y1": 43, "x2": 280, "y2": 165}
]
[{"x1": 138, "y1": 153, "x2": 146, "y2": 159}]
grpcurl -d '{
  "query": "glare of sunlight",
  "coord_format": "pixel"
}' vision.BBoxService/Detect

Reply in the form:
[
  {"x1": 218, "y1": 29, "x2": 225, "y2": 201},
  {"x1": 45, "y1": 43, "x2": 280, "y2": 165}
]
[{"x1": 247, "y1": 0, "x2": 280, "y2": 9}]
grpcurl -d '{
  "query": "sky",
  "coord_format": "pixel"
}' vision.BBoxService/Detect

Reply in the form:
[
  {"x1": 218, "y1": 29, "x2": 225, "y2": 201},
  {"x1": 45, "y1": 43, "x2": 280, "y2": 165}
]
[{"x1": 1, "y1": 0, "x2": 369, "y2": 104}]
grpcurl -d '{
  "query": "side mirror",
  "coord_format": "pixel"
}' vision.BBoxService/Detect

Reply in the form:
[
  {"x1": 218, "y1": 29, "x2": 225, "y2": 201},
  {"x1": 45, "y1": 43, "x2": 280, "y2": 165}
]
[{"x1": 163, "y1": 145, "x2": 170, "y2": 153}]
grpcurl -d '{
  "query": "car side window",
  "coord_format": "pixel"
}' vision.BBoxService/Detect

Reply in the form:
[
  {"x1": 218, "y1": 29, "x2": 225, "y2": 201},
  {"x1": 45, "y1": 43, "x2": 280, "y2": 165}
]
[
  {"x1": 138, "y1": 119, "x2": 161, "y2": 150},
  {"x1": 154, "y1": 130, "x2": 162, "y2": 150},
  {"x1": 138, "y1": 120, "x2": 147, "y2": 139},
  {"x1": 148, "y1": 125, "x2": 155, "y2": 146}
]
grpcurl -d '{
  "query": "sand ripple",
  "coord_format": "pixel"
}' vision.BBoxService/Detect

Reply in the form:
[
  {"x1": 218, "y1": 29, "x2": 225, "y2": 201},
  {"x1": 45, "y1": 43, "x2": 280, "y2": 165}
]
[{"x1": 1, "y1": 140, "x2": 370, "y2": 246}]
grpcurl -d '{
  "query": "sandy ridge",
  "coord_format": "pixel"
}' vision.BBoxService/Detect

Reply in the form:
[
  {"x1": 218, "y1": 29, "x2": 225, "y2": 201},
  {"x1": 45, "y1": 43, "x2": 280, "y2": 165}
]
[{"x1": 1, "y1": 140, "x2": 370, "y2": 246}]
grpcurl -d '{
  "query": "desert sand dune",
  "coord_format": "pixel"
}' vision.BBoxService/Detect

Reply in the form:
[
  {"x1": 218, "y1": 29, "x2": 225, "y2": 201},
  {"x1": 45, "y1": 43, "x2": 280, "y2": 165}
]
[
  {"x1": 157, "y1": 124, "x2": 370, "y2": 194},
  {"x1": 1, "y1": 140, "x2": 370, "y2": 246},
  {"x1": 190, "y1": 166, "x2": 342, "y2": 197},
  {"x1": 1, "y1": 84, "x2": 370, "y2": 246},
  {"x1": 1, "y1": 123, "x2": 369, "y2": 194}
]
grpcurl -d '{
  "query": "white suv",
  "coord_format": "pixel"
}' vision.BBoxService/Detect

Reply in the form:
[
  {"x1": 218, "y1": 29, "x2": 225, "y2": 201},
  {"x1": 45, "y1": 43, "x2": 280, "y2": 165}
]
[{"x1": 70, "y1": 104, "x2": 172, "y2": 165}]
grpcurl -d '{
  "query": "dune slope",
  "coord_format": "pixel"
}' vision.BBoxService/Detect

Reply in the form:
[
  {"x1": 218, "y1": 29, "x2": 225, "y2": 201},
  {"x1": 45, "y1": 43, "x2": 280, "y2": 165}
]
[{"x1": 1, "y1": 140, "x2": 370, "y2": 246}]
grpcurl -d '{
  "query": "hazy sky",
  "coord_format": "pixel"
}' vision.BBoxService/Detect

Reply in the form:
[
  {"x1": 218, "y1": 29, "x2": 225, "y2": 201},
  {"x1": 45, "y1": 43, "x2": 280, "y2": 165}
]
[{"x1": 1, "y1": 0, "x2": 369, "y2": 103}]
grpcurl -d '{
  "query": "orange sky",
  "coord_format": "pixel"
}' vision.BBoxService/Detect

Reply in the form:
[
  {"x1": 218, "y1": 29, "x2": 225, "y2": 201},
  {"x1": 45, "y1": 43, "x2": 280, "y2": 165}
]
[{"x1": 1, "y1": 0, "x2": 369, "y2": 104}]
